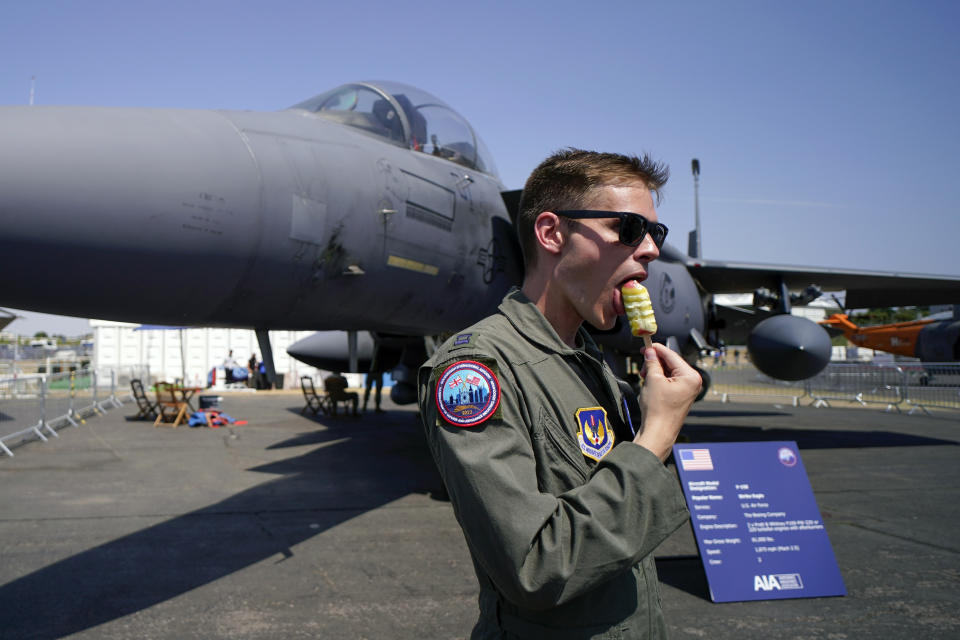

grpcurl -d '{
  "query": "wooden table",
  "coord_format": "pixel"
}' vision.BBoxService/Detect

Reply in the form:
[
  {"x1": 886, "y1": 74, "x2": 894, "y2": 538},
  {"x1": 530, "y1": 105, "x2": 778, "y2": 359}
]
[
  {"x1": 174, "y1": 386, "x2": 202, "y2": 413},
  {"x1": 153, "y1": 383, "x2": 203, "y2": 427}
]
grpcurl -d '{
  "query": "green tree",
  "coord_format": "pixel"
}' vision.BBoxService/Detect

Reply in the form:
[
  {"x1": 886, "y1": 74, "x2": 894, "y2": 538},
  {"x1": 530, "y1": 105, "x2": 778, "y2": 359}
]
[
  {"x1": 851, "y1": 306, "x2": 929, "y2": 326},
  {"x1": 851, "y1": 308, "x2": 892, "y2": 325},
  {"x1": 893, "y1": 308, "x2": 919, "y2": 322},
  {"x1": 830, "y1": 334, "x2": 849, "y2": 347}
]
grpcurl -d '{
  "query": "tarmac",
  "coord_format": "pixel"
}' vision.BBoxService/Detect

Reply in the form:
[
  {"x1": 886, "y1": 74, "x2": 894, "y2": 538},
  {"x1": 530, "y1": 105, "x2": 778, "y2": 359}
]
[{"x1": 0, "y1": 390, "x2": 957, "y2": 639}]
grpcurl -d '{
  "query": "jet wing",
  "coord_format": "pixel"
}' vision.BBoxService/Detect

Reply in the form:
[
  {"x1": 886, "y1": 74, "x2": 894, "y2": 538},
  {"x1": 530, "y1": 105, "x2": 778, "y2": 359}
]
[{"x1": 686, "y1": 259, "x2": 960, "y2": 308}]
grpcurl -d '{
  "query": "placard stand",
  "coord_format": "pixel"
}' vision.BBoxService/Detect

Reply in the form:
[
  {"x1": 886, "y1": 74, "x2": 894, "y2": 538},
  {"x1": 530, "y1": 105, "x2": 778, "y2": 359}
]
[{"x1": 673, "y1": 441, "x2": 846, "y2": 602}]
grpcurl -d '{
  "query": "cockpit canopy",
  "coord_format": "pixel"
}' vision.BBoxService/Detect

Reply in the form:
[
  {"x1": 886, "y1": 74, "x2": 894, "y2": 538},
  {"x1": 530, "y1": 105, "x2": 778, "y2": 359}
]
[{"x1": 291, "y1": 81, "x2": 498, "y2": 176}]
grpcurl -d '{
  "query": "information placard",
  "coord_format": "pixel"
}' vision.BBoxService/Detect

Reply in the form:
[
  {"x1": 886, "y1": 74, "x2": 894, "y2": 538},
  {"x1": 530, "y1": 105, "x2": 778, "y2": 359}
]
[{"x1": 673, "y1": 441, "x2": 846, "y2": 602}]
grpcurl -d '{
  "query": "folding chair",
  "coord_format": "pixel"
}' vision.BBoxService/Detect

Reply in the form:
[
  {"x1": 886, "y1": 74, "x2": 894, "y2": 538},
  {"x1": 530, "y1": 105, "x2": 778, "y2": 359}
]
[
  {"x1": 300, "y1": 376, "x2": 329, "y2": 416},
  {"x1": 130, "y1": 379, "x2": 158, "y2": 420},
  {"x1": 154, "y1": 381, "x2": 190, "y2": 427}
]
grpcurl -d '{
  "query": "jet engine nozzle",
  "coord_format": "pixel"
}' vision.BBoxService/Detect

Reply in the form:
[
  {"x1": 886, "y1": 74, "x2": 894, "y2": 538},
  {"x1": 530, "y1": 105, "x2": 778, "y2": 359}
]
[{"x1": 747, "y1": 315, "x2": 832, "y2": 381}]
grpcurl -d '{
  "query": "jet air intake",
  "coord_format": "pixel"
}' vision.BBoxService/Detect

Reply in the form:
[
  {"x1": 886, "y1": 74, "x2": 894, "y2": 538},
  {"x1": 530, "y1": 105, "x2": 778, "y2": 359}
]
[{"x1": 747, "y1": 315, "x2": 832, "y2": 381}]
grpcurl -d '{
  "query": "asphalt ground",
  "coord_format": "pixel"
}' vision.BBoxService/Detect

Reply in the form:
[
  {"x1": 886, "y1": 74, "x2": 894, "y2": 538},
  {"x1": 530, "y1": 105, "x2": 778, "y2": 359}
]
[{"x1": 0, "y1": 391, "x2": 957, "y2": 639}]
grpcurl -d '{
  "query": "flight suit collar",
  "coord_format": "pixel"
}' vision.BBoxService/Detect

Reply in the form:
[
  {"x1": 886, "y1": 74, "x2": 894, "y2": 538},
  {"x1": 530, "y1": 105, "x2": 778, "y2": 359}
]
[
  {"x1": 498, "y1": 289, "x2": 634, "y2": 461},
  {"x1": 498, "y1": 288, "x2": 604, "y2": 361}
]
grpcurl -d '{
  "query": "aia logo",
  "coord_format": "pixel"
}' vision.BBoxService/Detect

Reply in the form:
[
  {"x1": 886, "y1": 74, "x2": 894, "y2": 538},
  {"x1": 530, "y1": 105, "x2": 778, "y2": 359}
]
[{"x1": 754, "y1": 573, "x2": 803, "y2": 591}]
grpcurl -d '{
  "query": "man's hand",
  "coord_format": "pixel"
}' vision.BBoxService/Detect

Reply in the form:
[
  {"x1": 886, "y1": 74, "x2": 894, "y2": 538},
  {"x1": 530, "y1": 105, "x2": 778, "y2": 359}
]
[{"x1": 633, "y1": 343, "x2": 702, "y2": 461}]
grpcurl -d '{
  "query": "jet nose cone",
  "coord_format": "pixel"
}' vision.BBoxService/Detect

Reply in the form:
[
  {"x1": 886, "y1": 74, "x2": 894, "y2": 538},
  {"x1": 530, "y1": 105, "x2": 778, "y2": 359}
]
[
  {"x1": 0, "y1": 105, "x2": 257, "y2": 240},
  {"x1": 287, "y1": 332, "x2": 374, "y2": 372},
  {"x1": 0, "y1": 105, "x2": 261, "y2": 322},
  {"x1": 747, "y1": 315, "x2": 832, "y2": 380}
]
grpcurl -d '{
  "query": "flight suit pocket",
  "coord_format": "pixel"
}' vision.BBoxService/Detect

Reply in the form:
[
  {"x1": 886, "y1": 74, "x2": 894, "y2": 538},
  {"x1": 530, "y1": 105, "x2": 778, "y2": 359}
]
[{"x1": 532, "y1": 406, "x2": 588, "y2": 492}]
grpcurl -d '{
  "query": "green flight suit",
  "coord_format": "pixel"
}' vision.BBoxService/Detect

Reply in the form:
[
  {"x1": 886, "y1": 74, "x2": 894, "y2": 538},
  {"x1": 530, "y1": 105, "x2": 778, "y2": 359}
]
[{"x1": 418, "y1": 288, "x2": 690, "y2": 639}]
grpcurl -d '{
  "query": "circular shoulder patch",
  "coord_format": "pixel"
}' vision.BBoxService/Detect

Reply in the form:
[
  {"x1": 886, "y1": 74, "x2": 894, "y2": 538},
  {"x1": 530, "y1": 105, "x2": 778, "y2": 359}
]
[{"x1": 435, "y1": 360, "x2": 501, "y2": 427}]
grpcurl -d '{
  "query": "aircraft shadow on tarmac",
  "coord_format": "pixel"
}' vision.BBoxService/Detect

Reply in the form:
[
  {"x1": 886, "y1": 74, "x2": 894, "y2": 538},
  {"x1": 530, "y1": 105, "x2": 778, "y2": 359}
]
[
  {"x1": 0, "y1": 408, "x2": 445, "y2": 639},
  {"x1": 4, "y1": 406, "x2": 955, "y2": 636},
  {"x1": 678, "y1": 422, "x2": 958, "y2": 449}
]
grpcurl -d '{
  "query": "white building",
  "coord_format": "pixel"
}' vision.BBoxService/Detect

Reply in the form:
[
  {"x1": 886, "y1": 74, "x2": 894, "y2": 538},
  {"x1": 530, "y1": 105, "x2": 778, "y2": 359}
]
[{"x1": 90, "y1": 321, "x2": 336, "y2": 389}]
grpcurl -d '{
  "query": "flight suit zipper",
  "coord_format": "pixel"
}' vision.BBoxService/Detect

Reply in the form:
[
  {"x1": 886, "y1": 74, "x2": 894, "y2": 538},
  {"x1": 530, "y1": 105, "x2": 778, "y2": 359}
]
[
  {"x1": 575, "y1": 352, "x2": 629, "y2": 439},
  {"x1": 540, "y1": 409, "x2": 589, "y2": 482}
]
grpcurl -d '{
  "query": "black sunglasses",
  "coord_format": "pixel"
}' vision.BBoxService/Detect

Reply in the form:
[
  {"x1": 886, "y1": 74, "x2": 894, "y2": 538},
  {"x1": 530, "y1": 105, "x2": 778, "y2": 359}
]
[{"x1": 556, "y1": 210, "x2": 669, "y2": 249}]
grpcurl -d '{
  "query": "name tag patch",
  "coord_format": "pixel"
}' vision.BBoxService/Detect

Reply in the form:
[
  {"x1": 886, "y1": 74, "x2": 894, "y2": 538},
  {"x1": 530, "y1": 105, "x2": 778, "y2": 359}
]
[
  {"x1": 436, "y1": 360, "x2": 501, "y2": 427},
  {"x1": 575, "y1": 407, "x2": 615, "y2": 461}
]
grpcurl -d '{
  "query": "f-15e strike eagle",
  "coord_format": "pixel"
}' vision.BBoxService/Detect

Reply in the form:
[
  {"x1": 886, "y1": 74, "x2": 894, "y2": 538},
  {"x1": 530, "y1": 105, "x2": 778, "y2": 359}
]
[{"x1": 1, "y1": 81, "x2": 958, "y2": 401}]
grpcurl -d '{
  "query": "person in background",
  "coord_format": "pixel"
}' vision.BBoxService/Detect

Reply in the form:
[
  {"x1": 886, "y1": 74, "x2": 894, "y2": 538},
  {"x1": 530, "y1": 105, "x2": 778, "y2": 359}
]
[
  {"x1": 363, "y1": 352, "x2": 387, "y2": 413},
  {"x1": 223, "y1": 350, "x2": 247, "y2": 385},
  {"x1": 247, "y1": 353, "x2": 258, "y2": 388},
  {"x1": 324, "y1": 371, "x2": 359, "y2": 416}
]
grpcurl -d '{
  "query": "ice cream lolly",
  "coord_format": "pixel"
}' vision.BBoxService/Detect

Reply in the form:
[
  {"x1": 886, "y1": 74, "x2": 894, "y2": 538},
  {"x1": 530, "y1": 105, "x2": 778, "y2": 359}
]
[{"x1": 622, "y1": 281, "x2": 657, "y2": 348}]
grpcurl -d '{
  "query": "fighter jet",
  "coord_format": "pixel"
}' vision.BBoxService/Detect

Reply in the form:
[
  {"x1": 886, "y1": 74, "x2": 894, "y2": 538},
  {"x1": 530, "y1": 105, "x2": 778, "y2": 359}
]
[{"x1": 2, "y1": 80, "x2": 959, "y2": 401}]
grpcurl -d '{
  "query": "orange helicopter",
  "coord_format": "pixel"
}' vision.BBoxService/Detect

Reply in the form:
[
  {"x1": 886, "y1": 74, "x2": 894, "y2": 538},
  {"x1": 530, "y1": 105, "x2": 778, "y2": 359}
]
[{"x1": 820, "y1": 312, "x2": 938, "y2": 358}]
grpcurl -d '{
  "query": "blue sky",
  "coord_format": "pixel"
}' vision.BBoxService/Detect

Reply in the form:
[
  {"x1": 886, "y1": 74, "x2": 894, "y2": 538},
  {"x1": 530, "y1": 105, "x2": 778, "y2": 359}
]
[{"x1": 1, "y1": 0, "x2": 958, "y2": 335}]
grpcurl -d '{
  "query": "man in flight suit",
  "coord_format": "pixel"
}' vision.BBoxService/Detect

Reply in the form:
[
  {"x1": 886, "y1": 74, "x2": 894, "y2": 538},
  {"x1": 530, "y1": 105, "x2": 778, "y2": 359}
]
[{"x1": 418, "y1": 149, "x2": 702, "y2": 639}]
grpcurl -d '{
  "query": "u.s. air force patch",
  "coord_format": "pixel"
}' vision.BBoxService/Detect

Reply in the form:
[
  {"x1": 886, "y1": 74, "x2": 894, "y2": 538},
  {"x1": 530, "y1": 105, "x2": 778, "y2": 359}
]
[
  {"x1": 436, "y1": 360, "x2": 501, "y2": 427},
  {"x1": 575, "y1": 407, "x2": 615, "y2": 461}
]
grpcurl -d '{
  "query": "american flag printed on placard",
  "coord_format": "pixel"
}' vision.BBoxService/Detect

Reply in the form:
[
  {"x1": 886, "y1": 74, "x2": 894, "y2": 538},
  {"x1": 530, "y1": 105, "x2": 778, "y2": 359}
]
[{"x1": 679, "y1": 448, "x2": 714, "y2": 470}]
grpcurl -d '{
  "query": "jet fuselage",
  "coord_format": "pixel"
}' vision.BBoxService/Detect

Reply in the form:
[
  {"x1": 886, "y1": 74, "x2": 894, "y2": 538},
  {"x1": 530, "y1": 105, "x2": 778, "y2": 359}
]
[{"x1": 0, "y1": 101, "x2": 519, "y2": 334}]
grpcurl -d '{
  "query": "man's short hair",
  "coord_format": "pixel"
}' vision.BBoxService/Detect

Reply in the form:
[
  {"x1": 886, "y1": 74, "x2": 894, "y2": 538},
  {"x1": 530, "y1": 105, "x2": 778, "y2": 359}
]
[{"x1": 516, "y1": 148, "x2": 669, "y2": 267}]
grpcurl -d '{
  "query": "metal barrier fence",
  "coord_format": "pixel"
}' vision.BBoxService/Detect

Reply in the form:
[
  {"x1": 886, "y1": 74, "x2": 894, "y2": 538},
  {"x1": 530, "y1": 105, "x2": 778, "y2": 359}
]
[
  {"x1": 113, "y1": 365, "x2": 153, "y2": 403},
  {"x1": 0, "y1": 366, "x2": 150, "y2": 457},
  {"x1": 705, "y1": 365, "x2": 806, "y2": 406},
  {"x1": 705, "y1": 361, "x2": 960, "y2": 414},
  {"x1": 804, "y1": 363, "x2": 906, "y2": 410},
  {"x1": 0, "y1": 374, "x2": 55, "y2": 456},
  {"x1": 899, "y1": 364, "x2": 960, "y2": 415}
]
